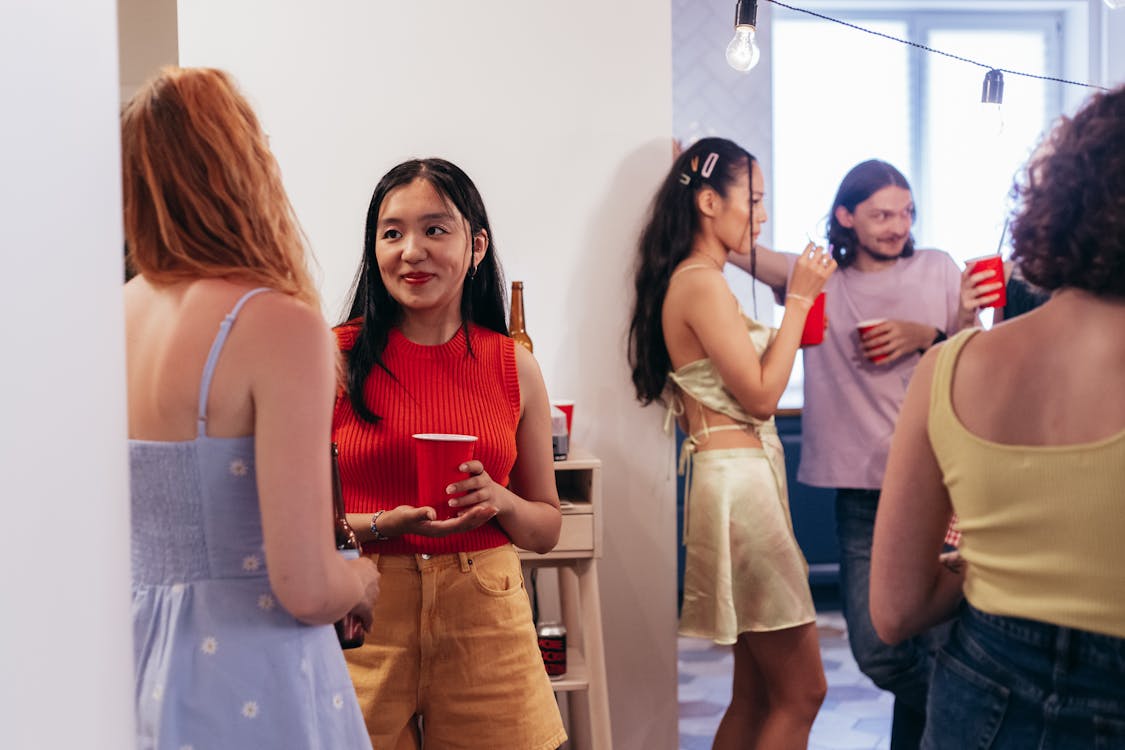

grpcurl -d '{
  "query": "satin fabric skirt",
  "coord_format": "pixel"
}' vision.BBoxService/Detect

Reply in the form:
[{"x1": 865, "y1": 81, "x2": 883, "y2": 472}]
[{"x1": 679, "y1": 443, "x2": 816, "y2": 644}]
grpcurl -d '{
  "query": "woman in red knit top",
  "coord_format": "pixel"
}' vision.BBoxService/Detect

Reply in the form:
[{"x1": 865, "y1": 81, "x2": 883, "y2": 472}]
[{"x1": 333, "y1": 158, "x2": 566, "y2": 750}]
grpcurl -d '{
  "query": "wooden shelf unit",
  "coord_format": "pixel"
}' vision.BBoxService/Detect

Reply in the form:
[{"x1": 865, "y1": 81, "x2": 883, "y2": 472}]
[{"x1": 519, "y1": 447, "x2": 612, "y2": 749}]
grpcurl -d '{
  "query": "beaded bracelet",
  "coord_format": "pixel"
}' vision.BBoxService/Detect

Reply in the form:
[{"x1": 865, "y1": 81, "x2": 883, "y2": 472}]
[{"x1": 369, "y1": 510, "x2": 391, "y2": 541}]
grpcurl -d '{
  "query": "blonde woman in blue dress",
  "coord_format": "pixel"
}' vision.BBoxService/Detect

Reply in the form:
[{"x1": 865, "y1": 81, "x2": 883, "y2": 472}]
[{"x1": 628, "y1": 137, "x2": 835, "y2": 749}]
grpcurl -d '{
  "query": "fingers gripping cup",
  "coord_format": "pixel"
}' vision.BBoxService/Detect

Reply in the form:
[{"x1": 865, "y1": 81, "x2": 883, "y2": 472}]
[
  {"x1": 799, "y1": 293, "x2": 827, "y2": 347},
  {"x1": 412, "y1": 434, "x2": 478, "y2": 521},
  {"x1": 856, "y1": 318, "x2": 889, "y2": 364},
  {"x1": 967, "y1": 255, "x2": 1007, "y2": 309}
]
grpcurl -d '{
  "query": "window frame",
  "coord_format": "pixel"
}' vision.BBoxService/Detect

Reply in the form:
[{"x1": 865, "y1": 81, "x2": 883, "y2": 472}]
[{"x1": 768, "y1": 4, "x2": 1066, "y2": 409}]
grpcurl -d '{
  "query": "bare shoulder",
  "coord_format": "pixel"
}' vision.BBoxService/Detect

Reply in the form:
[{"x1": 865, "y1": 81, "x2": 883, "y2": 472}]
[
  {"x1": 668, "y1": 263, "x2": 727, "y2": 291},
  {"x1": 512, "y1": 340, "x2": 548, "y2": 407},
  {"x1": 668, "y1": 265, "x2": 738, "y2": 323},
  {"x1": 666, "y1": 264, "x2": 731, "y2": 310},
  {"x1": 951, "y1": 322, "x2": 1021, "y2": 385},
  {"x1": 232, "y1": 290, "x2": 335, "y2": 370},
  {"x1": 513, "y1": 338, "x2": 543, "y2": 379}
]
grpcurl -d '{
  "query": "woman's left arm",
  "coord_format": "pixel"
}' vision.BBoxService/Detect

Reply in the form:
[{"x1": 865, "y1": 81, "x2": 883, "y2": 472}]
[
  {"x1": 870, "y1": 349, "x2": 965, "y2": 644},
  {"x1": 448, "y1": 344, "x2": 562, "y2": 554}
]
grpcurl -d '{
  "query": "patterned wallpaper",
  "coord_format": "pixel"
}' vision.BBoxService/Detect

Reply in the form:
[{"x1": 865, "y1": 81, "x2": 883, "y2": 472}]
[
  {"x1": 672, "y1": 0, "x2": 777, "y2": 315},
  {"x1": 672, "y1": 0, "x2": 774, "y2": 191}
]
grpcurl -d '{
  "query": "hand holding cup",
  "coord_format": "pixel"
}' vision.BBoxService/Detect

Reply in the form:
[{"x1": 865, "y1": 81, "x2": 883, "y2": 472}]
[
  {"x1": 787, "y1": 242, "x2": 836, "y2": 308},
  {"x1": 857, "y1": 319, "x2": 936, "y2": 366},
  {"x1": 962, "y1": 256, "x2": 1007, "y2": 310}
]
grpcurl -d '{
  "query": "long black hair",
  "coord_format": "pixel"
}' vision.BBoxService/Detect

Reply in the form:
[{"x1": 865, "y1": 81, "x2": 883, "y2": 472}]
[
  {"x1": 827, "y1": 159, "x2": 915, "y2": 268},
  {"x1": 627, "y1": 137, "x2": 755, "y2": 405},
  {"x1": 340, "y1": 158, "x2": 508, "y2": 423}
]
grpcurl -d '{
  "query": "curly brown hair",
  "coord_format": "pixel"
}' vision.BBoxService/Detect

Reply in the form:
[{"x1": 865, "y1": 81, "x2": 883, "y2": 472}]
[{"x1": 1009, "y1": 84, "x2": 1125, "y2": 298}]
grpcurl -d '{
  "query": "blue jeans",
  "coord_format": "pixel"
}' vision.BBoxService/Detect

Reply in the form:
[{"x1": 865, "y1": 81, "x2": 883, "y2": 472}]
[
  {"x1": 924, "y1": 604, "x2": 1125, "y2": 749},
  {"x1": 836, "y1": 489, "x2": 950, "y2": 750}
]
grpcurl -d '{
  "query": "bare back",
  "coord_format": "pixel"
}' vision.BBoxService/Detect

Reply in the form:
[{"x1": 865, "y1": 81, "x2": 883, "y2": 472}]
[
  {"x1": 125, "y1": 277, "x2": 274, "y2": 441},
  {"x1": 663, "y1": 263, "x2": 764, "y2": 450},
  {"x1": 124, "y1": 274, "x2": 365, "y2": 626},
  {"x1": 950, "y1": 290, "x2": 1125, "y2": 446}
]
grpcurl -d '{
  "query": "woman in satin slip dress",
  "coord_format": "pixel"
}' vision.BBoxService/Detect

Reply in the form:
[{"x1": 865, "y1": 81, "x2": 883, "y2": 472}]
[{"x1": 628, "y1": 137, "x2": 835, "y2": 750}]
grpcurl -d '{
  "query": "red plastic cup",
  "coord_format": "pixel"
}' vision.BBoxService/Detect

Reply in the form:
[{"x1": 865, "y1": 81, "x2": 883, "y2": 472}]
[
  {"x1": 856, "y1": 318, "x2": 889, "y2": 364},
  {"x1": 967, "y1": 255, "x2": 1007, "y2": 309},
  {"x1": 551, "y1": 400, "x2": 574, "y2": 435},
  {"x1": 412, "y1": 434, "x2": 477, "y2": 521},
  {"x1": 799, "y1": 293, "x2": 827, "y2": 347}
]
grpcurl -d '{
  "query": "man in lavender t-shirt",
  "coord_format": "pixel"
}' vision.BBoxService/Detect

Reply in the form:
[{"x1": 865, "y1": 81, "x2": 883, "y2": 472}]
[{"x1": 730, "y1": 160, "x2": 978, "y2": 749}]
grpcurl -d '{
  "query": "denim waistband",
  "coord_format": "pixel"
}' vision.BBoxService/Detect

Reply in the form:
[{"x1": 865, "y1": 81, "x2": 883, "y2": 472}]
[{"x1": 964, "y1": 604, "x2": 1125, "y2": 671}]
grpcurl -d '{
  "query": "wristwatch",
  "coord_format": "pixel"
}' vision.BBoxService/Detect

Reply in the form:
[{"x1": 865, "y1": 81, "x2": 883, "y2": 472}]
[
  {"x1": 369, "y1": 510, "x2": 390, "y2": 541},
  {"x1": 919, "y1": 329, "x2": 947, "y2": 355}
]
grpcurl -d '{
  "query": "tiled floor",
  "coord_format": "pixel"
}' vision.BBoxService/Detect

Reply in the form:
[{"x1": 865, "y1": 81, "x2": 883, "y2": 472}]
[{"x1": 678, "y1": 611, "x2": 892, "y2": 750}]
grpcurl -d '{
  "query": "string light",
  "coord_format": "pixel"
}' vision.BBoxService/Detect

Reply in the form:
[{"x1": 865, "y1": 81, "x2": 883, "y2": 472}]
[
  {"x1": 729, "y1": 0, "x2": 1110, "y2": 99},
  {"x1": 725, "y1": 0, "x2": 761, "y2": 73},
  {"x1": 981, "y1": 69, "x2": 1004, "y2": 105}
]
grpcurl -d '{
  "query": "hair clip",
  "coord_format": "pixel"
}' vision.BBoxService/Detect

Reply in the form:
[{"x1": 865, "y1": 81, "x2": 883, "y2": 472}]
[
  {"x1": 682, "y1": 152, "x2": 719, "y2": 186},
  {"x1": 700, "y1": 152, "x2": 718, "y2": 178}
]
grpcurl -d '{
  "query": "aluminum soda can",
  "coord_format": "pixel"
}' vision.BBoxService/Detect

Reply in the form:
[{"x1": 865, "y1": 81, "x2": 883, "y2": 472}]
[{"x1": 537, "y1": 621, "x2": 567, "y2": 679}]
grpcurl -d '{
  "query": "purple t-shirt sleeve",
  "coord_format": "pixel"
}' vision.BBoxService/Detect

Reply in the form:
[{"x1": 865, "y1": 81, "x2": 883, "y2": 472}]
[{"x1": 942, "y1": 253, "x2": 965, "y2": 334}]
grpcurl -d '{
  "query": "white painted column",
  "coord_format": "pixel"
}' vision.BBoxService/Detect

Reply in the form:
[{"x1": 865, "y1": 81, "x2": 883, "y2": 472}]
[{"x1": 0, "y1": 2, "x2": 134, "y2": 748}]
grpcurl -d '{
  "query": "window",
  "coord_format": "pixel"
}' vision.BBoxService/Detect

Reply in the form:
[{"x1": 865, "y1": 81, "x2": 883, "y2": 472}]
[{"x1": 770, "y1": 6, "x2": 1065, "y2": 408}]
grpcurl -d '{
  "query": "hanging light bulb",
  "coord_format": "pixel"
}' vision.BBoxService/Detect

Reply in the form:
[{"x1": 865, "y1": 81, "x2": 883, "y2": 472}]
[
  {"x1": 726, "y1": 0, "x2": 761, "y2": 73},
  {"x1": 981, "y1": 69, "x2": 1004, "y2": 105},
  {"x1": 979, "y1": 69, "x2": 1005, "y2": 135}
]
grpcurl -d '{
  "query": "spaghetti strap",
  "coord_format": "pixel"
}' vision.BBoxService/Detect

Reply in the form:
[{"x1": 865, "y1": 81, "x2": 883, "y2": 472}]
[
  {"x1": 928, "y1": 328, "x2": 979, "y2": 437},
  {"x1": 670, "y1": 263, "x2": 720, "y2": 279},
  {"x1": 196, "y1": 287, "x2": 273, "y2": 436}
]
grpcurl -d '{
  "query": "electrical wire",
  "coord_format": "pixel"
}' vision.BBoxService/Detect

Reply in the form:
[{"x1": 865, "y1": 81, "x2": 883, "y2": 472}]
[{"x1": 764, "y1": 0, "x2": 1109, "y2": 92}]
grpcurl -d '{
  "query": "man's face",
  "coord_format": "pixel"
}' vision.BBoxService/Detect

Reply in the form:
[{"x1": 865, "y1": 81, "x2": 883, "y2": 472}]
[{"x1": 835, "y1": 185, "x2": 914, "y2": 261}]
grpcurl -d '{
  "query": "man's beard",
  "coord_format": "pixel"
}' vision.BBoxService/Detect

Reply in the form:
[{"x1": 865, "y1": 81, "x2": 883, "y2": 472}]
[{"x1": 857, "y1": 236, "x2": 908, "y2": 262}]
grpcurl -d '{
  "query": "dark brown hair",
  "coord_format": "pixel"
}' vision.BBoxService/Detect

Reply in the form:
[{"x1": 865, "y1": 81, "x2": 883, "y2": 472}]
[
  {"x1": 628, "y1": 137, "x2": 755, "y2": 404},
  {"x1": 1009, "y1": 84, "x2": 1125, "y2": 298},
  {"x1": 826, "y1": 159, "x2": 915, "y2": 268}
]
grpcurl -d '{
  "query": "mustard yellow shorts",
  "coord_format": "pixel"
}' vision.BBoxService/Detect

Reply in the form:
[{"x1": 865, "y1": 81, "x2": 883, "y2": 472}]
[{"x1": 345, "y1": 544, "x2": 566, "y2": 750}]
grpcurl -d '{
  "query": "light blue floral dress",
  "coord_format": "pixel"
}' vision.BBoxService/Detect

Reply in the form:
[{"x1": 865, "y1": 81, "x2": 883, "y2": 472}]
[{"x1": 130, "y1": 288, "x2": 371, "y2": 749}]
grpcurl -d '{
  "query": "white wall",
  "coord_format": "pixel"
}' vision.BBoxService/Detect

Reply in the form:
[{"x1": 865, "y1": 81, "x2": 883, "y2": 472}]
[
  {"x1": 177, "y1": 2, "x2": 679, "y2": 747},
  {"x1": 0, "y1": 2, "x2": 135, "y2": 748}
]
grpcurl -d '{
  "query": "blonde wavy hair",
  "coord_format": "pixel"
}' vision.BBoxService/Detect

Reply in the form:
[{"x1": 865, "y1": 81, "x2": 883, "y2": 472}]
[{"x1": 121, "y1": 67, "x2": 318, "y2": 306}]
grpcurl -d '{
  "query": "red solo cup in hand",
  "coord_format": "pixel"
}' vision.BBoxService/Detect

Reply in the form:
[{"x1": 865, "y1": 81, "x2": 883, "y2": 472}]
[
  {"x1": 551, "y1": 400, "x2": 574, "y2": 435},
  {"x1": 413, "y1": 434, "x2": 477, "y2": 521},
  {"x1": 799, "y1": 293, "x2": 827, "y2": 347},
  {"x1": 856, "y1": 319, "x2": 890, "y2": 364},
  {"x1": 967, "y1": 255, "x2": 1007, "y2": 309}
]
